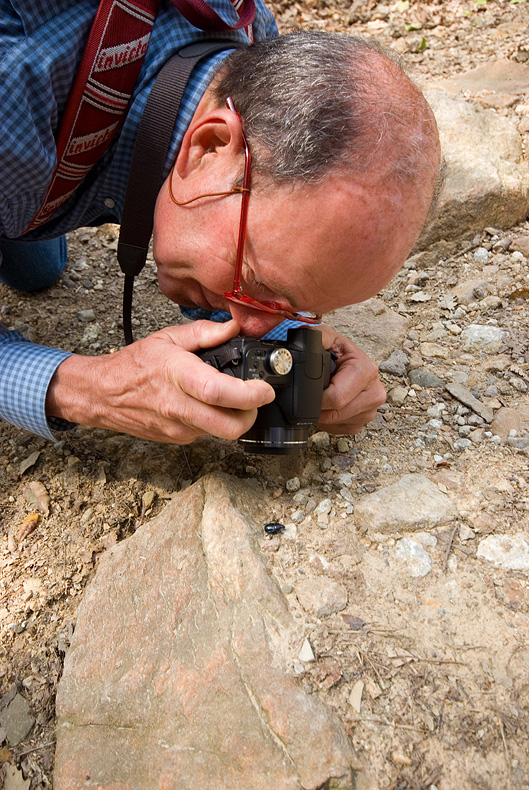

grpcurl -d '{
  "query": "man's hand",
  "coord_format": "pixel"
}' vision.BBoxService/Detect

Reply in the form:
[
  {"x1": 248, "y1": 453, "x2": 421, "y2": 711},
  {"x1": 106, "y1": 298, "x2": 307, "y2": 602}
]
[
  {"x1": 46, "y1": 320, "x2": 275, "y2": 443},
  {"x1": 318, "y1": 324, "x2": 386, "y2": 435}
]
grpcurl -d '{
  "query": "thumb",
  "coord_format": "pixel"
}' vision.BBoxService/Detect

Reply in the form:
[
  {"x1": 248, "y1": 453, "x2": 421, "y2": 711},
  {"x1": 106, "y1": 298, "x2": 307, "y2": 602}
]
[{"x1": 158, "y1": 319, "x2": 241, "y2": 352}]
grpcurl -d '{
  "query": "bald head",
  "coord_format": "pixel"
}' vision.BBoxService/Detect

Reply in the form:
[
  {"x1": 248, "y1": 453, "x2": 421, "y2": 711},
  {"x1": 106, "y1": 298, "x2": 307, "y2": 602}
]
[{"x1": 212, "y1": 31, "x2": 439, "y2": 196}]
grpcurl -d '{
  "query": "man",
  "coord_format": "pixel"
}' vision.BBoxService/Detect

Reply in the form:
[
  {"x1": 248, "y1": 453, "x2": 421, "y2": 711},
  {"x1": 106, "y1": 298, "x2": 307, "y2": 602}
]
[{"x1": 0, "y1": 1, "x2": 440, "y2": 445}]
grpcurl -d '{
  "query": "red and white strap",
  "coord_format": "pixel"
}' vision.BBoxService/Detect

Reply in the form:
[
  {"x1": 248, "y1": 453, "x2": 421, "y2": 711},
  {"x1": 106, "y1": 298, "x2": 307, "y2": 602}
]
[{"x1": 24, "y1": 0, "x2": 254, "y2": 233}]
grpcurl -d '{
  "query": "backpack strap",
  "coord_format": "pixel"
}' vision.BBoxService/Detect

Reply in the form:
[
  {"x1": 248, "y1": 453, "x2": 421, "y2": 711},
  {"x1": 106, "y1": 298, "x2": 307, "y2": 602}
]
[
  {"x1": 173, "y1": 0, "x2": 255, "y2": 38},
  {"x1": 117, "y1": 40, "x2": 247, "y2": 344}
]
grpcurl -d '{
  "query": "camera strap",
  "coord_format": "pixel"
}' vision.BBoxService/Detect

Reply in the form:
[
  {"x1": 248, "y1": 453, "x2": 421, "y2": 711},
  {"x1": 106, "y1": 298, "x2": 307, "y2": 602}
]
[{"x1": 117, "y1": 40, "x2": 246, "y2": 344}]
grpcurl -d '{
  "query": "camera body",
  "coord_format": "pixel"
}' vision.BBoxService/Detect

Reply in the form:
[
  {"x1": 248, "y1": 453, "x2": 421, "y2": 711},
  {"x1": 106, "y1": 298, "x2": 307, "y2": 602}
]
[{"x1": 197, "y1": 327, "x2": 334, "y2": 455}]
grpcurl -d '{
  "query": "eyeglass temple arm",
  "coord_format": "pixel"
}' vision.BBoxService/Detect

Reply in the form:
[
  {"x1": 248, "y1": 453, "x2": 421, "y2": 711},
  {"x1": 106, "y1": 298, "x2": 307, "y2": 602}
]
[{"x1": 226, "y1": 96, "x2": 251, "y2": 294}]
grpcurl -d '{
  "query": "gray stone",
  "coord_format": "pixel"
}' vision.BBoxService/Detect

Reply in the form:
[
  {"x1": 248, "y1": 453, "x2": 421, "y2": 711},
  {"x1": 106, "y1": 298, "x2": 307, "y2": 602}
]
[
  {"x1": 310, "y1": 431, "x2": 331, "y2": 450},
  {"x1": 445, "y1": 382, "x2": 494, "y2": 423},
  {"x1": 415, "y1": 89, "x2": 529, "y2": 248},
  {"x1": 325, "y1": 298, "x2": 408, "y2": 365},
  {"x1": 473, "y1": 247, "x2": 490, "y2": 264},
  {"x1": 355, "y1": 474, "x2": 458, "y2": 534},
  {"x1": 460, "y1": 324, "x2": 506, "y2": 354},
  {"x1": 0, "y1": 693, "x2": 35, "y2": 746},
  {"x1": 508, "y1": 436, "x2": 529, "y2": 450},
  {"x1": 54, "y1": 474, "x2": 359, "y2": 790},
  {"x1": 76, "y1": 309, "x2": 96, "y2": 322},
  {"x1": 379, "y1": 350, "x2": 408, "y2": 377},
  {"x1": 477, "y1": 534, "x2": 529, "y2": 571},
  {"x1": 395, "y1": 538, "x2": 433, "y2": 578},
  {"x1": 408, "y1": 368, "x2": 445, "y2": 388},
  {"x1": 3, "y1": 765, "x2": 30, "y2": 790},
  {"x1": 295, "y1": 576, "x2": 348, "y2": 618}
]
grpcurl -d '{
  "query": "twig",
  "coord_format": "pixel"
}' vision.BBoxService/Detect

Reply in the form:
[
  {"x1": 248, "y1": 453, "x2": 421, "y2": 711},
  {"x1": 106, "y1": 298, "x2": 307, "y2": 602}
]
[
  {"x1": 497, "y1": 714, "x2": 513, "y2": 789},
  {"x1": 443, "y1": 523, "x2": 459, "y2": 572},
  {"x1": 15, "y1": 740, "x2": 55, "y2": 756}
]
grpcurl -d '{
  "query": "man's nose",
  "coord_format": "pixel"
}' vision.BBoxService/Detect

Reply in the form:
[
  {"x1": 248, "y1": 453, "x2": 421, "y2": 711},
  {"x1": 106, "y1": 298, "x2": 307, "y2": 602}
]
[{"x1": 228, "y1": 303, "x2": 285, "y2": 338}]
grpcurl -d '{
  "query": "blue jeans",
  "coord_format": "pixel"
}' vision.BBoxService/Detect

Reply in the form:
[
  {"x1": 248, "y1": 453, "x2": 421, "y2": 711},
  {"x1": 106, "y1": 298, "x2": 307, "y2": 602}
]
[{"x1": 0, "y1": 236, "x2": 67, "y2": 292}]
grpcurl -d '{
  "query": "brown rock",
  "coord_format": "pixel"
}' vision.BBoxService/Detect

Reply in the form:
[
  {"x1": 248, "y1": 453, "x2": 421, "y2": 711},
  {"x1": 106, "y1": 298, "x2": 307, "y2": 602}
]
[
  {"x1": 430, "y1": 60, "x2": 529, "y2": 97},
  {"x1": 452, "y1": 279, "x2": 492, "y2": 305},
  {"x1": 296, "y1": 576, "x2": 348, "y2": 618},
  {"x1": 54, "y1": 474, "x2": 360, "y2": 790},
  {"x1": 491, "y1": 407, "x2": 525, "y2": 440},
  {"x1": 325, "y1": 299, "x2": 408, "y2": 365},
  {"x1": 511, "y1": 236, "x2": 529, "y2": 258}
]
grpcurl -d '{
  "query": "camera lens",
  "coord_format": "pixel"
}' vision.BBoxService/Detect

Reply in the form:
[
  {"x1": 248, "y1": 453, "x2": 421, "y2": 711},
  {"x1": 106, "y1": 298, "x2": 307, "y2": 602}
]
[{"x1": 239, "y1": 425, "x2": 309, "y2": 455}]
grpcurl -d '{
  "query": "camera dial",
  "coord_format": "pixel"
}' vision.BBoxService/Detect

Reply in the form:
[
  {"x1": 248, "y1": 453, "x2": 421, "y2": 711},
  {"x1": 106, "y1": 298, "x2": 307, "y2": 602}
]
[{"x1": 269, "y1": 348, "x2": 293, "y2": 376}]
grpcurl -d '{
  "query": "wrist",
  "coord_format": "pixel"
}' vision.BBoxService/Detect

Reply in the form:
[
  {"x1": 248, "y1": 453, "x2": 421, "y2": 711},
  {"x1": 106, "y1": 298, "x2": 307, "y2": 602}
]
[{"x1": 45, "y1": 353, "x2": 105, "y2": 427}]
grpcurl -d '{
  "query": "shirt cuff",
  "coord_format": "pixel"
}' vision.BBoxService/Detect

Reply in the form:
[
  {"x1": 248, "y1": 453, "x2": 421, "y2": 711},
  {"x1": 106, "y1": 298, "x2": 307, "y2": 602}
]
[{"x1": 0, "y1": 329, "x2": 74, "y2": 441}]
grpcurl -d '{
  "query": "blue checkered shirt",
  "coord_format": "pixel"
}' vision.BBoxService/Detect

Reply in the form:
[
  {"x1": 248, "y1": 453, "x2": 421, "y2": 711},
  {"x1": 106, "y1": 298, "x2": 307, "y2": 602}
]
[{"x1": 0, "y1": 0, "x2": 278, "y2": 440}]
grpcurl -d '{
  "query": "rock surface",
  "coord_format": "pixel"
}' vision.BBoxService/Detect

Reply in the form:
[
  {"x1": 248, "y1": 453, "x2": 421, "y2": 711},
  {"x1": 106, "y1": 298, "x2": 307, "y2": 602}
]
[
  {"x1": 477, "y1": 534, "x2": 529, "y2": 571},
  {"x1": 326, "y1": 298, "x2": 408, "y2": 364},
  {"x1": 417, "y1": 87, "x2": 529, "y2": 248},
  {"x1": 54, "y1": 474, "x2": 360, "y2": 790},
  {"x1": 354, "y1": 474, "x2": 459, "y2": 533}
]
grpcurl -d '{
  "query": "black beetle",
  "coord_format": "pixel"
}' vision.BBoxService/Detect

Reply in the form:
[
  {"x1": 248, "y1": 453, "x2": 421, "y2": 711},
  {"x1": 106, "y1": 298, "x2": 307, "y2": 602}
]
[{"x1": 264, "y1": 522, "x2": 286, "y2": 535}]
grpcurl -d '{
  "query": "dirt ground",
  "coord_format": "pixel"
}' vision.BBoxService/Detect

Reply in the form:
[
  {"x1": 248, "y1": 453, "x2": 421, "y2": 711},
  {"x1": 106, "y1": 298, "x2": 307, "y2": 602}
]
[{"x1": 1, "y1": 1, "x2": 529, "y2": 788}]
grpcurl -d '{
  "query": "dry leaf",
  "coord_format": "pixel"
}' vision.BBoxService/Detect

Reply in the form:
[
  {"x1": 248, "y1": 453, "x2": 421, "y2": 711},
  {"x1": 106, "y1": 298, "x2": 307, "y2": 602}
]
[
  {"x1": 23, "y1": 481, "x2": 50, "y2": 516},
  {"x1": 18, "y1": 513, "x2": 39, "y2": 544},
  {"x1": 342, "y1": 614, "x2": 366, "y2": 631},
  {"x1": 19, "y1": 450, "x2": 41, "y2": 474}
]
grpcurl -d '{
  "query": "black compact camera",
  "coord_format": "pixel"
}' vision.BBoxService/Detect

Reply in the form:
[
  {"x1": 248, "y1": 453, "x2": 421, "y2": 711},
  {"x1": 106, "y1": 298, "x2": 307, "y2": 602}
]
[{"x1": 197, "y1": 327, "x2": 334, "y2": 455}]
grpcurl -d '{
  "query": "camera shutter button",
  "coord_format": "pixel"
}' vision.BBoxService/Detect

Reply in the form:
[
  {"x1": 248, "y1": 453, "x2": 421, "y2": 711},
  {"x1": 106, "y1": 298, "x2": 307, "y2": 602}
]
[{"x1": 269, "y1": 348, "x2": 293, "y2": 375}]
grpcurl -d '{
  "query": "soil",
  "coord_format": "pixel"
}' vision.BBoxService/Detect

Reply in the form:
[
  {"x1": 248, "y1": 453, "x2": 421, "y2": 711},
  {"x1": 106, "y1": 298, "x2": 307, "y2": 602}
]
[{"x1": 1, "y1": 2, "x2": 529, "y2": 788}]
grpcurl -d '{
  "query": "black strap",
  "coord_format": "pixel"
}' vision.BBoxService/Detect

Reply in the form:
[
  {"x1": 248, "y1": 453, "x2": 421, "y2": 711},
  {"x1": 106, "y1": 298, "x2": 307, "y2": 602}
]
[{"x1": 118, "y1": 40, "x2": 246, "y2": 345}]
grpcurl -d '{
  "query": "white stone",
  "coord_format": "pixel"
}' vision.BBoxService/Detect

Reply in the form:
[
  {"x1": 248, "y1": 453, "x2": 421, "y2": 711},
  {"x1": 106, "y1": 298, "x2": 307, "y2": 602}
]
[
  {"x1": 461, "y1": 324, "x2": 506, "y2": 354},
  {"x1": 477, "y1": 534, "x2": 529, "y2": 571},
  {"x1": 395, "y1": 537, "x2": 433, "y2": 578},
  {"x1": 315, "y1": 498, "x2": 333, "y2": 516},
  {"x1": 298, "y1": 638, "x2": 316, "y2": 663}
]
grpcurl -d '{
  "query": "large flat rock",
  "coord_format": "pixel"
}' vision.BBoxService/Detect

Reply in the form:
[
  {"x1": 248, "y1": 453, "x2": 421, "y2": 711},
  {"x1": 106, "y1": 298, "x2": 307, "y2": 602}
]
[
  {"x1": 416, "y1": 86, "x2": 529, "y2": 248},
  {"x1": 54, "y1": 474, "x2": 361, "y2": 790}
]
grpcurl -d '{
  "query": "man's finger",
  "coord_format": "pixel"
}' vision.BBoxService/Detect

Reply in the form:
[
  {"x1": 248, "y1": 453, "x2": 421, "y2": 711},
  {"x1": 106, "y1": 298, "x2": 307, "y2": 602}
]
[{"x1": 176, "y1": 355, "x2": 275, "y2": 410}]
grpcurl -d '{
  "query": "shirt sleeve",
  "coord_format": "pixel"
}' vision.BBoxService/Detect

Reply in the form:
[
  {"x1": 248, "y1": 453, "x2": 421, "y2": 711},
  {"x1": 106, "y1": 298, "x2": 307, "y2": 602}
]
[{"x1": 0, "y1": 325, "x2": 74, "y2": 441}]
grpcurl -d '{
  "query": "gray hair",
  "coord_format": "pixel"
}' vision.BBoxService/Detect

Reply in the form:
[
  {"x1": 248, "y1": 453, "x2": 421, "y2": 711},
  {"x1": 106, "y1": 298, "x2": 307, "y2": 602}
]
[{"x1": 213, "y1": 31, "x2": 438, "y2": 187}]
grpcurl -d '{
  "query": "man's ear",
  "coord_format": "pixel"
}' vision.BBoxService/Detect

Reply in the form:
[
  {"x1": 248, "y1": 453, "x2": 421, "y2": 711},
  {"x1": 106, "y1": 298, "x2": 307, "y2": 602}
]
[{"x1": 175, "y1": 106, "x2": 243, "y2": 180}]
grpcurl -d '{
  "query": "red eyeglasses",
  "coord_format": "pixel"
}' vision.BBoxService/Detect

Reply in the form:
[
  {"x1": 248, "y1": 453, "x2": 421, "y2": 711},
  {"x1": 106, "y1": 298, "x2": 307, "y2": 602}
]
[{"x1": 169, "y1": 97, "x2": 321, "y2": 325}]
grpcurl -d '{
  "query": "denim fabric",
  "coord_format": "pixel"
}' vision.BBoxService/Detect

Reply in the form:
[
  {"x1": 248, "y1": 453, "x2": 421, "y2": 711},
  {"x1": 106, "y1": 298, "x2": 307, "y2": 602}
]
[{"x1": 0, "y1": 236, "x2": 67, "y2": 291}]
